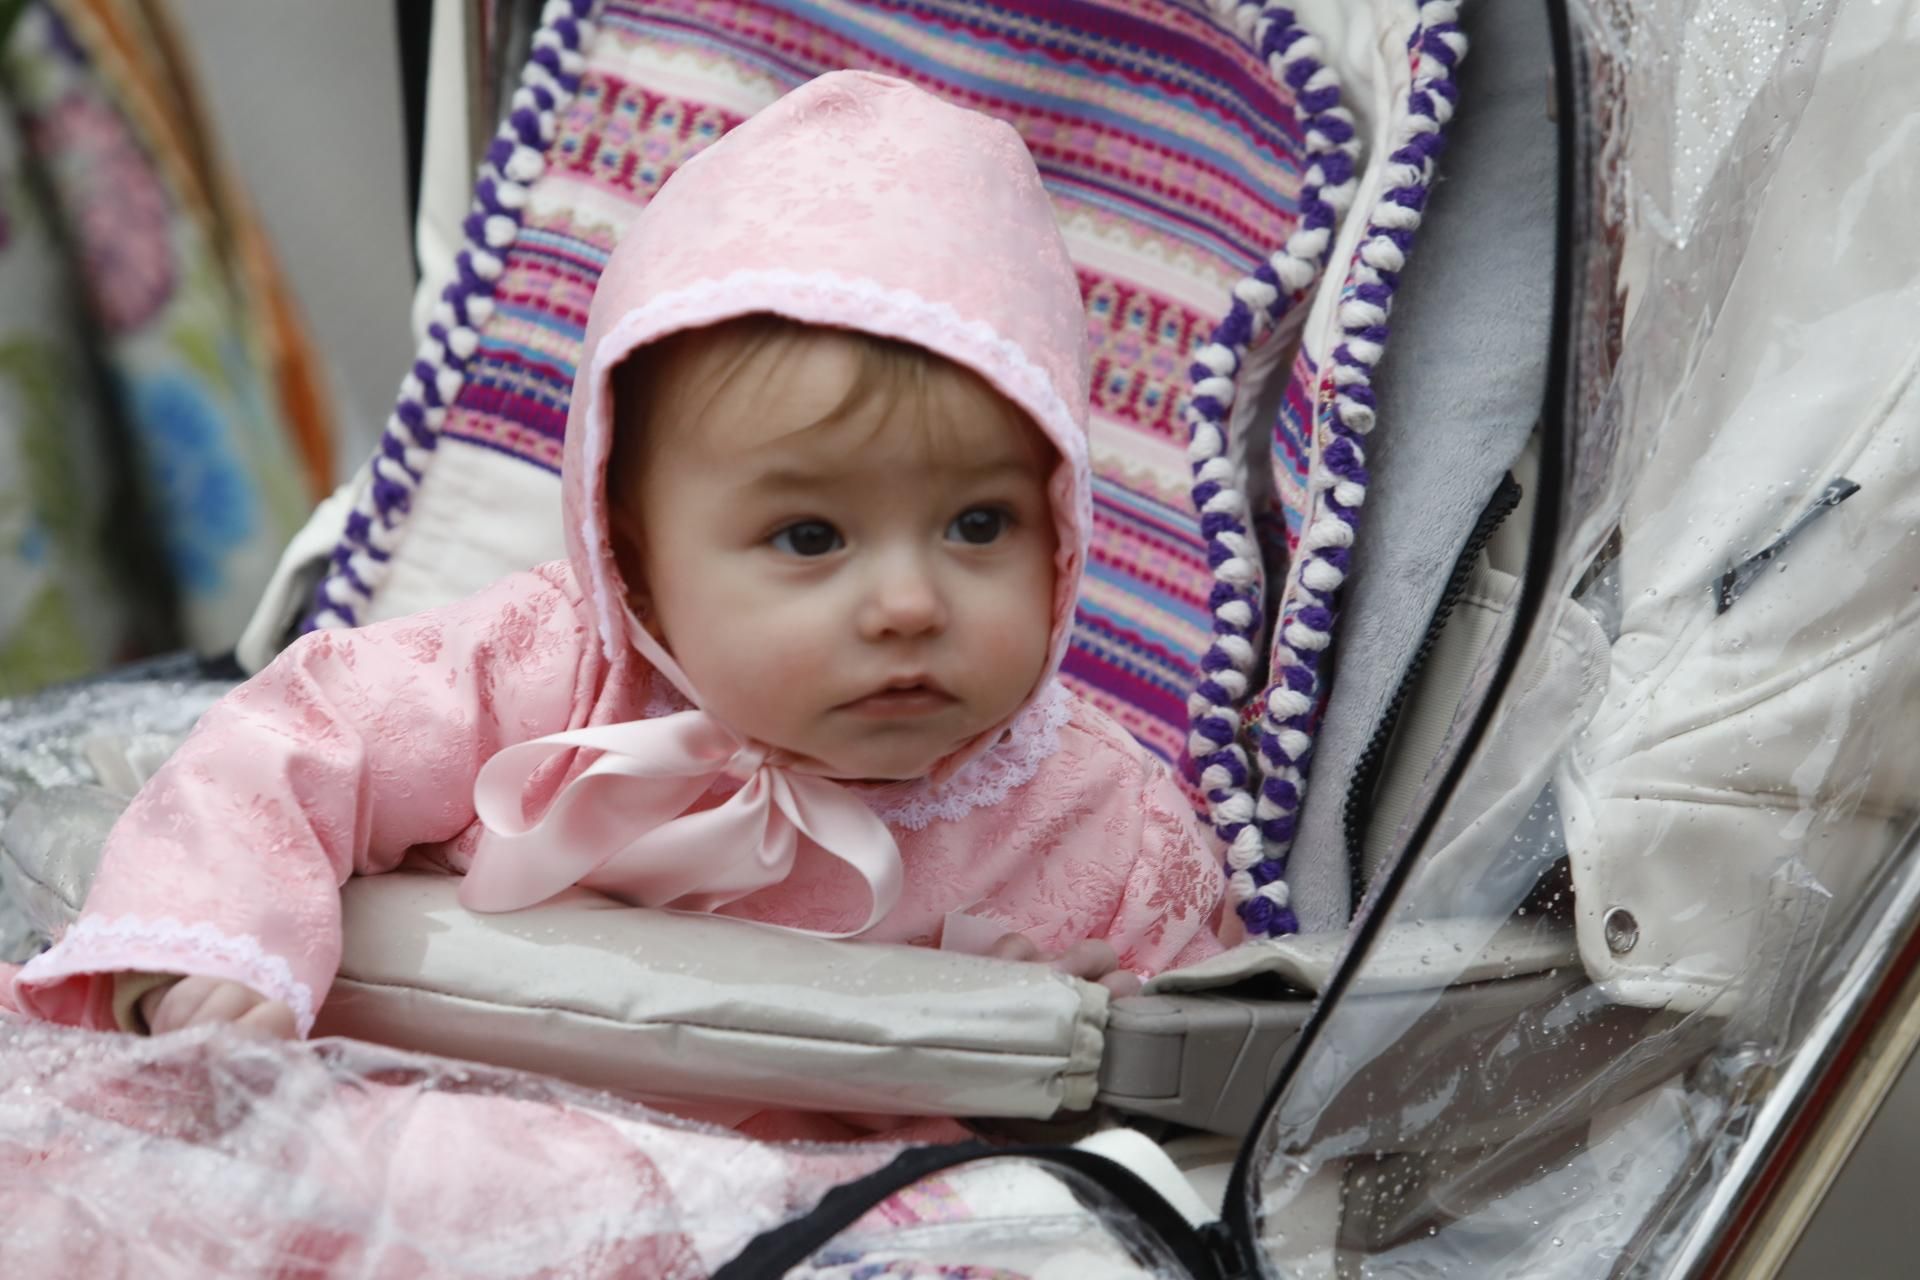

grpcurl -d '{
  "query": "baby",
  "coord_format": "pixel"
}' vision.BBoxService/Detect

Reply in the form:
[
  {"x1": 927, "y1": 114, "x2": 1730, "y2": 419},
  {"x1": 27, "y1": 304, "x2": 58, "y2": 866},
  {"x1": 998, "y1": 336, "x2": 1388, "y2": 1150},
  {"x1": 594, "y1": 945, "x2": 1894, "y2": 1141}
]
[{"x1": 11, "y1": 73, "x2": 1224, "y2": 1070}]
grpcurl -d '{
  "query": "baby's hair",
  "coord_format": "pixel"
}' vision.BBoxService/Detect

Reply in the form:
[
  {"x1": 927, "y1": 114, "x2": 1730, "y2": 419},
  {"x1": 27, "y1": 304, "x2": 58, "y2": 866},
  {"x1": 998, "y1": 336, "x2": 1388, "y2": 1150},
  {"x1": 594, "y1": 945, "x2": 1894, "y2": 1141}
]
[
  {"x1": 609, "y1": 313, "x2": 1033, "y2": 487},
  {"x1": 606, "y1": 313, "x2": 1044, "y2": 611}
]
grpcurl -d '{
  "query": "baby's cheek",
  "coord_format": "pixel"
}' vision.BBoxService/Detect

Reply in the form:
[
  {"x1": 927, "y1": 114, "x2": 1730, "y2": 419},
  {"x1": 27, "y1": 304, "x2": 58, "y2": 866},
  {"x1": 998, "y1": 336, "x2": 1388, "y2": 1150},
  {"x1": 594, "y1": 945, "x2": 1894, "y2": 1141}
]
[
  {"x1": 735, "y1": 629, "x2": 841, "y2": 718},
  {"x1": 753, "y1": 641, "x2": 829, "y2": 692},
  {"x1": 970, "y1": 601, "x2": 1054, "y2": 694}
]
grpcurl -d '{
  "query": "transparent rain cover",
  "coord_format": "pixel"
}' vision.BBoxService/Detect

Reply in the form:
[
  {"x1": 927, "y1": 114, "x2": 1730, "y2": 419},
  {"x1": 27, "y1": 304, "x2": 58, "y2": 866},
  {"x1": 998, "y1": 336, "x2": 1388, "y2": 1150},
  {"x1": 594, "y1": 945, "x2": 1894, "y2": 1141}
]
[
  {"x1": 0, "y1": 1016, "x2": 1207, "y2": 1278},
  {"x1": 0, "y1": 1019, "x2": 911, "y2": 1277},
  {"x1": 0, "y1": 667, "x2": 230, "y2": 963},
  {"x1": 1240, "y1": 0, "x2": 1920, "y2": 1275}
]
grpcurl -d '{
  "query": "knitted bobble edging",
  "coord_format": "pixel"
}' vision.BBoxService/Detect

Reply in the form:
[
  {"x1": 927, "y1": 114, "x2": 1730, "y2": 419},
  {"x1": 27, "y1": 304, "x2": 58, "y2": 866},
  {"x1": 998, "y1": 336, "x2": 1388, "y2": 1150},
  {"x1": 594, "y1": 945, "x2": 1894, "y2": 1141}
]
[
  {"x1": 304, "y1": 0, "x2": 599, "y2": 632},
  {"x1": 1184, "y1": 0, "x2": 1362, "y2": 929},
  {"x1": 1235, "y1": 0, "x2": 1468, "y2": 938}
]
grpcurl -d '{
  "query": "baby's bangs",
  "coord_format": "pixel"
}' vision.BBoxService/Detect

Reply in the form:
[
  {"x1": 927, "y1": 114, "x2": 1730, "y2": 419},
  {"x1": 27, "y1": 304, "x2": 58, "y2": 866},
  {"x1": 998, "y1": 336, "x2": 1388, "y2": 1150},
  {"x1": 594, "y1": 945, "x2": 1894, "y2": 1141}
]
[
  {"x1": 610, "y1": 313, "x2": 1054, "y2": 474},
  {"x1": 819, "y1": 331, "x2": 1052, "y2": 466}
]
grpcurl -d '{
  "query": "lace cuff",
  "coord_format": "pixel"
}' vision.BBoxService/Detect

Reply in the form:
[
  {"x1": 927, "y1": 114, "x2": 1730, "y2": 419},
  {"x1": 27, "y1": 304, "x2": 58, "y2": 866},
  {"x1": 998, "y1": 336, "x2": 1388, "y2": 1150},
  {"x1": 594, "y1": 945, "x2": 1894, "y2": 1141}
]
[{"x1": 16, "y1": 915, "x2": 319, "y2": 1036}]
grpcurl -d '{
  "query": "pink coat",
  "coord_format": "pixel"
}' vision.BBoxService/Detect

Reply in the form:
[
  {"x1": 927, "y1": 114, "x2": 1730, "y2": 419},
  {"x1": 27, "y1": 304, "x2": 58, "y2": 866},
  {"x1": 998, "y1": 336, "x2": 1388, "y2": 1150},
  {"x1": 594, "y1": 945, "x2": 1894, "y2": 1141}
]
[
  {"x1": 12, "y1": 72, "x2": 1225, "y2": 1038},
  {"x1": 12, "y1": 562, "x2": 1222, "y2": 1037}
]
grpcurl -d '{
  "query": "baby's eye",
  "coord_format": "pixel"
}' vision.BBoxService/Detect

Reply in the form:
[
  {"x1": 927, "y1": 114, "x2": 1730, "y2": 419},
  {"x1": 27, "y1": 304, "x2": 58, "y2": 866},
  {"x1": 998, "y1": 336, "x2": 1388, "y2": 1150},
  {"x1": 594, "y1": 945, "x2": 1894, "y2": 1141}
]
[
  {"x1": 770, "y1": 520, "x2": 844, "y2": 557},
  {"x1": 947, "y1": 507, "x2": 1010, "y2": 545}
]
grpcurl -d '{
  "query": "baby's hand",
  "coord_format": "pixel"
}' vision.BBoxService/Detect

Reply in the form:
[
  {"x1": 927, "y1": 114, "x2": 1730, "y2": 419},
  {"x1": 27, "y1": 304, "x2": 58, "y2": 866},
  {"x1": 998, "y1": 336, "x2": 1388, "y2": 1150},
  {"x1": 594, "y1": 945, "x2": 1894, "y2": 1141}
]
[
  {"x1": 139, "y1": 976, "x2": 298, "y2": 1039},
  {"x1": 987, "y1": 933, "x2": 1142, "y2": 998}
]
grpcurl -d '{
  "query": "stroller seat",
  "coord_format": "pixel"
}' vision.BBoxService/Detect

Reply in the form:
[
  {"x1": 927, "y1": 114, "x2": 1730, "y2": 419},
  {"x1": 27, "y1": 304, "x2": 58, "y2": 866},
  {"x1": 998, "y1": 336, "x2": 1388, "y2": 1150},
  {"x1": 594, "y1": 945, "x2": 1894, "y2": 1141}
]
[{"x1": 0, "y1": 0, "x2": 1620, "y2": 1245}]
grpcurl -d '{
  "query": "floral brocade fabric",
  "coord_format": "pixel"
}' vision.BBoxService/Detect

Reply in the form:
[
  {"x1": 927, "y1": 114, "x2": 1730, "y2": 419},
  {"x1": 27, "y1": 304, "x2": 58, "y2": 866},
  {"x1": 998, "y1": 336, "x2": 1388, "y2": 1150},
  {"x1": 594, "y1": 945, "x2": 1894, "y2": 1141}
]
[{"x1": 13, "y1": 561, "x2": 1224, "y2": 1038}]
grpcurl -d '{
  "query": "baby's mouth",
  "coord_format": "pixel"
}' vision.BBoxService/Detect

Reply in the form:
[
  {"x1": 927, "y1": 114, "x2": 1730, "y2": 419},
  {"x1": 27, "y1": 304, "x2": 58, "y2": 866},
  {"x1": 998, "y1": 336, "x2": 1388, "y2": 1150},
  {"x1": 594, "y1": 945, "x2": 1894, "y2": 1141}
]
[{"x1": 837, "y1": 678, "x2": 958, "y2": 718}]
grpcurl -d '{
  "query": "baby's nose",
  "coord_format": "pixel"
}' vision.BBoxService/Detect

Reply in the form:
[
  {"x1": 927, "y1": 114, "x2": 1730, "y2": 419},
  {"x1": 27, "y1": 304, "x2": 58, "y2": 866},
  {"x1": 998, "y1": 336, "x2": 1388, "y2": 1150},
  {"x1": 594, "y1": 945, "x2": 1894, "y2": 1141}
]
[{"x1": 859, "y1": 564, "x2": 947, "y2": 638}]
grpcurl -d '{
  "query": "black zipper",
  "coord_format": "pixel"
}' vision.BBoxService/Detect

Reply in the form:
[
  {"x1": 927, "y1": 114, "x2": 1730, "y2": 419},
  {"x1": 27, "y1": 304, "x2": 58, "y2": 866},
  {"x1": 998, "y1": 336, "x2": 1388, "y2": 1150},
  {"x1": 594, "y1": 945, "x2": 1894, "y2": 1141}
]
[{"x1": 1341, "y1": 472, "x2": 1523, "y2": 907}]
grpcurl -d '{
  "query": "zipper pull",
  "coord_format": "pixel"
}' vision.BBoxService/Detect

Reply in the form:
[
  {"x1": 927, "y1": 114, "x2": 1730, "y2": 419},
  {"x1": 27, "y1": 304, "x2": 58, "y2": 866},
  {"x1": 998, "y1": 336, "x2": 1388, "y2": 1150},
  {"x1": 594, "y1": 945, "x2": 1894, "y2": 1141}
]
[{"x1": 1715, "y1": 477, "x2": 1860, "y2": 614}]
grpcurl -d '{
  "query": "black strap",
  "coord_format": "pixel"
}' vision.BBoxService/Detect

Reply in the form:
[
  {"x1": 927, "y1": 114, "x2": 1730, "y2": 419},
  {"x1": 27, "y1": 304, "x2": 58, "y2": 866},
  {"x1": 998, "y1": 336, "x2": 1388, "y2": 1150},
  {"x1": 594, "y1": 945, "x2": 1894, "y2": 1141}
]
[
  {"x1": 394, "y1": 0, "x2": 434, "y2": 280},
  {"x1": 1715, "y1": 477, "x2": 1860, "y2": 613},
  {"x1": 712, "y1": 1139, "x2": 1233, "y2": 1278}
]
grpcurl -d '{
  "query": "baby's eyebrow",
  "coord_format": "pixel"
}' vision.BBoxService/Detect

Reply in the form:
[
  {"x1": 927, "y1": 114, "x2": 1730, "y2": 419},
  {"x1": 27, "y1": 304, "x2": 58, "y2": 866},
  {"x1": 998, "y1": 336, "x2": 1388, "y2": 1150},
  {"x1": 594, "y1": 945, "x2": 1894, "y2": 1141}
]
[
  {"x1": 954, "y1": 454, "x2": 1048, "y2": 477},
  {"x1": 740, "y1": 465, "x2": 844, "y2": 492}
]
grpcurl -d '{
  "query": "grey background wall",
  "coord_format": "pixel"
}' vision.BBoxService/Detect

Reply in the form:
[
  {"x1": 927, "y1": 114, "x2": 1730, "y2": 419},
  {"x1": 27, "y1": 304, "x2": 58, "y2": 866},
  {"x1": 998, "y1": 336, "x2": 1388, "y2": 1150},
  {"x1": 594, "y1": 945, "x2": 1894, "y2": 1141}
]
[{"x1": 171, "y1": 0, "x2": 415, "y2": 481}]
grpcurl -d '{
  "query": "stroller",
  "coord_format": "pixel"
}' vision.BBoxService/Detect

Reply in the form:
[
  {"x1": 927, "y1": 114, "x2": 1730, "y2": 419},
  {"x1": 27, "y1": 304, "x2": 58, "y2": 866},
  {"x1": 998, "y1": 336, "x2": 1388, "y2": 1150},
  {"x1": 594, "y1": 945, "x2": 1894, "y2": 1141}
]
[{"x1": 3, "y1": 0, "x2": 1917, "y2": 1273}]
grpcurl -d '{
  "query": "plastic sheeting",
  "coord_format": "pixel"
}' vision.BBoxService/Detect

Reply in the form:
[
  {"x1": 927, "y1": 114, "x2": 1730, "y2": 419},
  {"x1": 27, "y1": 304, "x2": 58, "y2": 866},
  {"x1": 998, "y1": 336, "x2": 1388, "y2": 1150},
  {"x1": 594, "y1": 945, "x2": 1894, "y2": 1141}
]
[
  {"x1": 0, "y1": 665, "x2": 226, "y2": 962},
  {"x1": 768, "y1": 1156, "x2": 1197, "y2": 1279},
  {"x1": 0, "y1": 1019, "x2": 910, "y2": 1277},
  {"x1": 0, "y1": 1019, "x2": 1205, "y2": 1278},
  {"x1": 1241, "y1": 0, "x2": 1920, "y2": 1273}
]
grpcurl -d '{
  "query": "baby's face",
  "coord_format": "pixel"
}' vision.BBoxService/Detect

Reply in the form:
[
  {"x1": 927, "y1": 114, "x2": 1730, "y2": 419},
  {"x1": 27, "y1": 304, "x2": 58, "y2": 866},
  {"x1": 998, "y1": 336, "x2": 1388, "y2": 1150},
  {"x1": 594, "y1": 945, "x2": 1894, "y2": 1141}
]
[{"x1": 617, "y1": 328, "x2": 1058, "y2": 780}]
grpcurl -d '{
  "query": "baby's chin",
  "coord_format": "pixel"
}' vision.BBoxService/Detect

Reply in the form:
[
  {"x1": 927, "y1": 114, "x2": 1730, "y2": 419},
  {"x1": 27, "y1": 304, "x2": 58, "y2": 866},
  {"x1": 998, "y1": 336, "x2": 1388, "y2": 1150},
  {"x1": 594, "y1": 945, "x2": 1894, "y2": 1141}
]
[
  {"x1": 806, "y1": 726, "x2": 987, "y2": 784},
  {"x1": 820, "y1": 745, "x2": 954, "y2": 785},
  {"x1": 748, "y1": 705, "x2": 1024, "y2": 783}
]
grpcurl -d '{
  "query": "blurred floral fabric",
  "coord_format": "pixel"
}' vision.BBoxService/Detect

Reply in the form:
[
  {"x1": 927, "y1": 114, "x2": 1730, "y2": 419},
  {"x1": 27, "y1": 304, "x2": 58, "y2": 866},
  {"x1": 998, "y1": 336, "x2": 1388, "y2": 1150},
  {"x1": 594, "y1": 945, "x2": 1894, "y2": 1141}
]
[{"x1": 0, "y1": 0, "x2": 333, "y2": 694}]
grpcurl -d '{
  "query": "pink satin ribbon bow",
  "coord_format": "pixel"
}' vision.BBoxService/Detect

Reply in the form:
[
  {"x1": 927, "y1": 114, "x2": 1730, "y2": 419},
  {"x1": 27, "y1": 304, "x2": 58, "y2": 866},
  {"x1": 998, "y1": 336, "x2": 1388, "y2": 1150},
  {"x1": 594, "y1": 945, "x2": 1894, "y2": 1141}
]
[{"x1": 459, "y1": 707, "x2": 904, "y2": 935}]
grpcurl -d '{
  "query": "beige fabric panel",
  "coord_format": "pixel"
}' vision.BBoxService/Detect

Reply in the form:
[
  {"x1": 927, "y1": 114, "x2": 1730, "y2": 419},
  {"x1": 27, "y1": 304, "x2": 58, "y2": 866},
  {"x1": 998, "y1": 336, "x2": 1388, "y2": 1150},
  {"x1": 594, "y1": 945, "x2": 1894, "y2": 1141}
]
[
  {"x1": 1142, "y1": 915, "x2": 1576, "y2": 998},
  {"x1": 319, "y1": 873, "x2": 1107, "y2": 1118},
  {"x1": 2, "y1": 792, "x2": 1107, "y2": 1119}
]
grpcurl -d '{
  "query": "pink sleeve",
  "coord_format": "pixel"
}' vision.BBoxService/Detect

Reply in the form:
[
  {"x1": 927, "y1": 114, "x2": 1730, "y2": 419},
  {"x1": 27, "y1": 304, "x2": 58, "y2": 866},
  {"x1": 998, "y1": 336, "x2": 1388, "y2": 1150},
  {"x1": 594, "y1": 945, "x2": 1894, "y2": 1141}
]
[
  {"x1": 10, "y1": 566, "x2": 596, "y2": 1036},
  {"x1": 1102, "y1": 761, "x2": 1229, "y2": 976}
]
